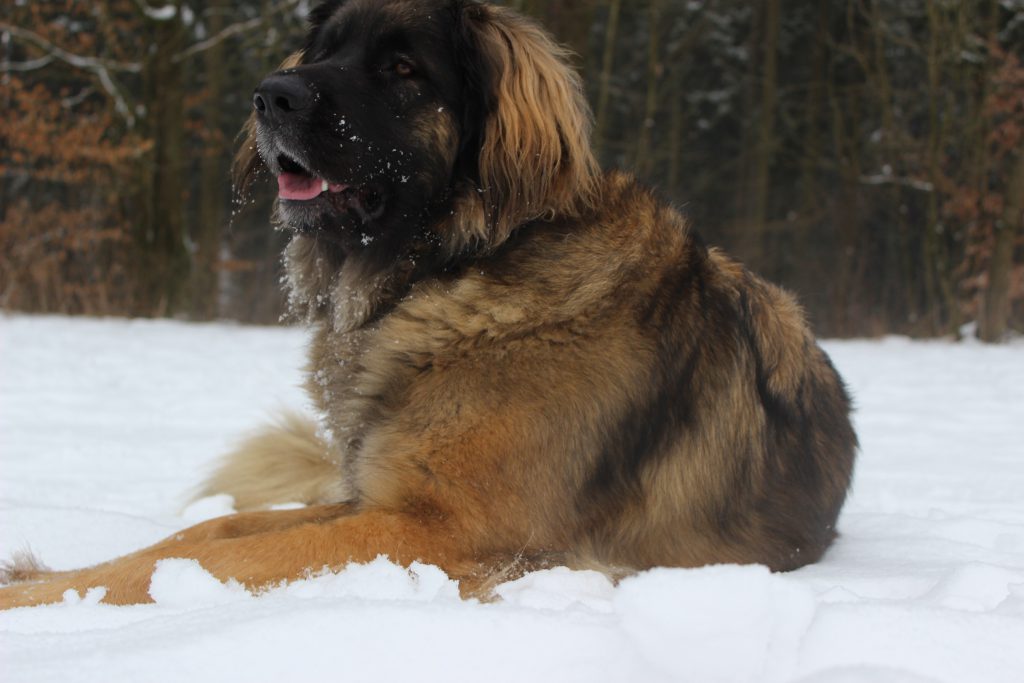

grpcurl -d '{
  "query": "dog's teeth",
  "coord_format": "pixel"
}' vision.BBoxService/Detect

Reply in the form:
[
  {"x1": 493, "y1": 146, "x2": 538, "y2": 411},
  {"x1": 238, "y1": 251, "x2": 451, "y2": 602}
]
[{"x1": 321, "y1": 179, "x2": 329, "y2": 193}]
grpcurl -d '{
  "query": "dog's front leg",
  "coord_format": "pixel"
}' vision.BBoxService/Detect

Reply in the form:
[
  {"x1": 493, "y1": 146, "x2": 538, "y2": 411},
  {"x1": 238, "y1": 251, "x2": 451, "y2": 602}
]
[{"x1": 0, "y1": 504, "x2": 470, "y2": 609}]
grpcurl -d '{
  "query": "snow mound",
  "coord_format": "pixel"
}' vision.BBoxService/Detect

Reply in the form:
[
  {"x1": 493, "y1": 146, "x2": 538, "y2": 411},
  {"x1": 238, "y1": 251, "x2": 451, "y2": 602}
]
[
  {"x1": 615, "y1": 565, "x2": 815, "y2": 682},
  {"x1": 149, "y1": 559, "x2": 249, "y2": 607},
  {"x1": 496, "y1": 566, "x2": 616, "y2": 611},
  {"x1": 146, "y1": 555, "x2": 463, "y2": 608},
  {"x1": 272, "y1": 556, "x2": 462, "y2": 602}
]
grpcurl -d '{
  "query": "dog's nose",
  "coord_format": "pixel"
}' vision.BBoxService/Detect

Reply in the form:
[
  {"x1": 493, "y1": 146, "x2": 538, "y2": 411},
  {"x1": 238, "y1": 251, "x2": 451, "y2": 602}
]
[{"x1": 253, "y1": 74, "x2": 313, "y2": 121}]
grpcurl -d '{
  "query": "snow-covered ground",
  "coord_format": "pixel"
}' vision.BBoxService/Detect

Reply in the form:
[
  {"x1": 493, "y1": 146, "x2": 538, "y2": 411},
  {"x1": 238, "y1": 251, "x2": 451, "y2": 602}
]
[{"x1": 1, "y1": 314, "x2": 1023, "y2": 683}]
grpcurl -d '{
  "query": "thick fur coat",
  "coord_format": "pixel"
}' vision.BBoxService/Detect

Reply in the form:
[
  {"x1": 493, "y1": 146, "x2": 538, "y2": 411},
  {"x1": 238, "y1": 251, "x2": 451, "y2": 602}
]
[{"x1": 0, "y1": 0, "x2": 855, "y2": 608}]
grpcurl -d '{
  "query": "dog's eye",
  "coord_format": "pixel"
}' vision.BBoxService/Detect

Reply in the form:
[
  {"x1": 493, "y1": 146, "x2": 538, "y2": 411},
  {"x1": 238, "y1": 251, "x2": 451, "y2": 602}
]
[{"x1": 392, "y1": 58, "x2": 416, "y2": 78}]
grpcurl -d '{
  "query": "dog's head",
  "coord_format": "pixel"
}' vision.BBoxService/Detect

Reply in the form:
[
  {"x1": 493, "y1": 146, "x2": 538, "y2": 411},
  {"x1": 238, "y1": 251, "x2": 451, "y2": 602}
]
[{"x1": 236, "y1": 0, "x2": 598, "y2": 258}]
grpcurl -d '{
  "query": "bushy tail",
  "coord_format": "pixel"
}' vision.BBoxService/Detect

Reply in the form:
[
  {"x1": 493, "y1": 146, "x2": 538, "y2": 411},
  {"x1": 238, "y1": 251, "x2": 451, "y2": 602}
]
[
  {"x1": 193, "y1": 413, "x2": 348, "y2": 511},
  {"x1": 0, "y1": 550, "x2": 52, "y2": 585}
]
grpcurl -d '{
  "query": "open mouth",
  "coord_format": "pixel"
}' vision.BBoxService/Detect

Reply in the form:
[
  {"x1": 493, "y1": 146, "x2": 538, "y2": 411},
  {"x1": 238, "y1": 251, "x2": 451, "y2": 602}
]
[
  {"x1": 276, "y1": 154, "x2": 385, "y2": 221},
  {"x1": 276, "y1": 154, "x2": 347, "y2": 201}
]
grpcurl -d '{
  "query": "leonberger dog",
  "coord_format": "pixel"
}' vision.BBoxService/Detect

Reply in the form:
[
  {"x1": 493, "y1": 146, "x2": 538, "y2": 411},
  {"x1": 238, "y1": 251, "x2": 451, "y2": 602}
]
[{"x1": 0, "y1": 0, "x2": 856, "y2": 608}]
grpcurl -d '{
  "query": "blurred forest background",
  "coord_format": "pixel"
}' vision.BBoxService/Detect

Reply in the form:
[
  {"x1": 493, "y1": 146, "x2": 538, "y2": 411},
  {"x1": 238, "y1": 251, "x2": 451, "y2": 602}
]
[{"x1": 1, "y1": 0, "x2": 1023, "y2": 339}]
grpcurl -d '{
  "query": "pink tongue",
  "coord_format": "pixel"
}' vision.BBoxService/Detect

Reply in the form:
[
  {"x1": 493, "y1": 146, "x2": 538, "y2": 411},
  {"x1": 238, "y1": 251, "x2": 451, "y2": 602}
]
[{"x1": 278, "y1": 172, "x2": 322, "y2": 201}]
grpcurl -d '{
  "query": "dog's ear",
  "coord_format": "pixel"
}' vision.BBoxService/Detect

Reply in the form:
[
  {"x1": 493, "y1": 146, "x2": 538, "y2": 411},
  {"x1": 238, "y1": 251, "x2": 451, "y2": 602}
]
[
  {"x1": 455, "y1": 3, "x2": 599, "y2": 250},
  {"x1": 232, "y1": 52, "x2": 306, "y2": 195}
]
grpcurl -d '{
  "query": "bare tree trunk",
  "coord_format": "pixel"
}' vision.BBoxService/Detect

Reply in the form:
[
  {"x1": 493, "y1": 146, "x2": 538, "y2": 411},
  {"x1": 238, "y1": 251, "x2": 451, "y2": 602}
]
[
  {"x1": 192, "y1": 1, "x2": 229, "y2": 320},
  {"x1": 827, "y1": 26, "x2": 864, "y2": 336},
  {"x1": 667, "y1": 78, "x2": 684, "y2": 192},
  {"x1": 542, "y1": 0, "x2": 594, "y2": 75},
  {"x1": 798, "y1": 2, "x2": 828, "y2": 217},
  {"x1": 923, "y1": 0, "x2": 958, "y2": 334},
  {"x1": 136, "y1": 3, "x2": 189, "y2": 316},
  {"x1": 744, "y1": 0, "x2": 780, "y2": 271},
  {"x1": 865, "y1": 0, "x2": 915, "y2": 330},
  {"x1": 634, "y1": 0, "x2": 662, "y2": 178},
  {"x1": 594, "y1": 0, "x2": 621, "y2": 160},
  {"x1": 979, "y1": 153, "x2": 1024, "y2": 342},
  {"x1": 662, "y1": 5, "x2": 711, "y2": 202}
]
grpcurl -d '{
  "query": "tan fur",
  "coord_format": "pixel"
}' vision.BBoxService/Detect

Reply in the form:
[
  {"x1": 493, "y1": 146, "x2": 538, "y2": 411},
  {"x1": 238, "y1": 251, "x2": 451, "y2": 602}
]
[
  {"x1": 192, "y1": 413, "x2": 349, "y2": 510},
  {"x1": 446, "y1": 4, "x2": 600, "y2": 253},
  {"x1": 0, "y1": 550, "x2": 50, "y2": 585},
  {"x1": 0, "y1": 1, "x2": 854, "y2": 610}
]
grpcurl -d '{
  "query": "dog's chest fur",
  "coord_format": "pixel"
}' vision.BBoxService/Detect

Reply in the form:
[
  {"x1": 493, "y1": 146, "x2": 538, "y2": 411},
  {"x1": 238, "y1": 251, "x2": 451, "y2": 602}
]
[{"x1": 293, "y1": 173, "x2": 679, "y2": 506}]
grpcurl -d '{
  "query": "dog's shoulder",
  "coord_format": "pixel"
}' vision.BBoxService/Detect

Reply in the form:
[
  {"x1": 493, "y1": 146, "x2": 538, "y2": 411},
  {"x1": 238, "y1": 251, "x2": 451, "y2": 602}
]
[{"x1": 390, "y1": 172, "x2": 690, "y2": 334}]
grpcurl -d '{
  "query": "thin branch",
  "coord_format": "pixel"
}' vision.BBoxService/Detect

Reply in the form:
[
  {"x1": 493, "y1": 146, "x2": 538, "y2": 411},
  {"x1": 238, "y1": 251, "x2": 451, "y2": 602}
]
[
  {"x1": 173, "y1": 0, "x2": 304, "y2": 63},
  {"x1": 860, "y1": 173, "x2": 935, "y2": 192},
  {"x1": 1, "y1": 0, "x2": 303, "y2": 124},
  {"x1": 173, "y1": 15, "x2": 263, "y2": 63},
  {"x1": 0, "y1": 23, "x2": 139, "y2": 127},
  {"x1": 0, "y1": 23, "x2": 142, "y2": 73},
  {"x1": 96, "y1": 68, "x2": 136, "y2": 127},
  {"x1": 61, "y1": 86, "x2": 96, "y2": 108},
  {"x1": 1, "y1": 55, "x2": 55, "y2": 72}
]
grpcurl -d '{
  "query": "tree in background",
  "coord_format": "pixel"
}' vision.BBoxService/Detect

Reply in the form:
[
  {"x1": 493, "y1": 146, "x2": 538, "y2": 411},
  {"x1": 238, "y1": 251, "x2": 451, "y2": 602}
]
[
  {"x1": 521, "y1": 0, "x2": 1023, "y2": 339},
  {"x1": 2, "y1": 0, "x2": 1022, "y2": 339},
  {"x1": 1, "y1": 0, "x2": 304, "y2": 320},
  {"x1": 0, "y1": 69, "x2": 144, "y2": 313},
  {"x1": 957, "y1": 42, "x2": 1024, "y2": 343}
]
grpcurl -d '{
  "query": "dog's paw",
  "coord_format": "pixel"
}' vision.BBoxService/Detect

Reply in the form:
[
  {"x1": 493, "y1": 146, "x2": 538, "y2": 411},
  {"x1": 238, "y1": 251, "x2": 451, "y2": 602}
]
[{"x1": 0, "y1": 550, "x2": 51, "y2": 585}]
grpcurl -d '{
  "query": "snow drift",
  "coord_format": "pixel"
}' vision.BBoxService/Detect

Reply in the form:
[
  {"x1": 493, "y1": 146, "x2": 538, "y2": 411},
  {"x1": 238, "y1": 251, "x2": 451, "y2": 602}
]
[{"x1": 1, "y1": 316, "x2": 1023, "y2": 682}]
